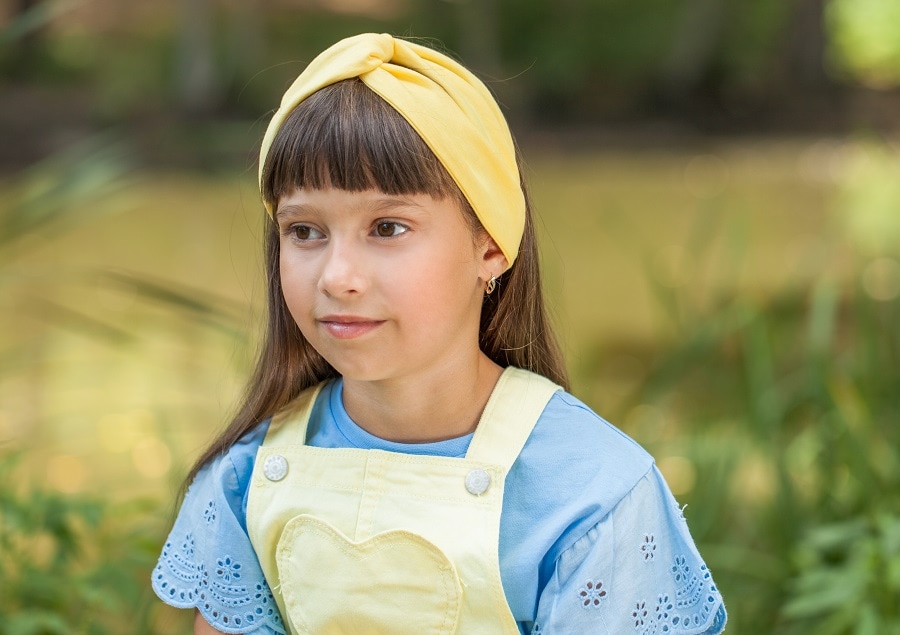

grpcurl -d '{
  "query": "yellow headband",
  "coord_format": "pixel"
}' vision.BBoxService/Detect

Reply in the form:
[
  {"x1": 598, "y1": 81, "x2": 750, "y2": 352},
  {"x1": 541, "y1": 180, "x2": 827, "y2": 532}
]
[{"x1": 258, "y1": 33, "x2": 524, "y2": 269}]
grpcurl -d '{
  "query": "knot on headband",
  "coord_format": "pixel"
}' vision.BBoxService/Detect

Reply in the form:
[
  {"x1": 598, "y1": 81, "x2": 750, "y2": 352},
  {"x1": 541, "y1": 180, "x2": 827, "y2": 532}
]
[{"x1": 258, "y1": 33, "x2": 525, "y2": 268}]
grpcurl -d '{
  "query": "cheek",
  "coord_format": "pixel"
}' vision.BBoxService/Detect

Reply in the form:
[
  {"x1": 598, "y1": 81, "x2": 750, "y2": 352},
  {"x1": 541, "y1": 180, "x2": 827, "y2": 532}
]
[
  {"x1": 397, "y1": 254, "x2": 480, "y2": 319},
  {"x1": 279, "y1": 253, "x2": 313, "y2": 318}
]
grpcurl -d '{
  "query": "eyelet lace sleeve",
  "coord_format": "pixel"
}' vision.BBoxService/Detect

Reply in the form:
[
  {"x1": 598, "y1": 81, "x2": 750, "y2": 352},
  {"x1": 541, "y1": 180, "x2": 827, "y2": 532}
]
[
  {"x1": 531, "y1": 466, "x2": 726, "y2": 635},
  {"x1": 152, "y1": 439, "x2": 286, "y2": 634}
]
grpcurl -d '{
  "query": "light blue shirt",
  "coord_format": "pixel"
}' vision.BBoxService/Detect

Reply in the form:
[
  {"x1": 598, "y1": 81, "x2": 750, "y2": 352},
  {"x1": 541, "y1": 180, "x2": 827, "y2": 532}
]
[{"x1": 153, "y1": 380, "x2": 726, "y2": 634}]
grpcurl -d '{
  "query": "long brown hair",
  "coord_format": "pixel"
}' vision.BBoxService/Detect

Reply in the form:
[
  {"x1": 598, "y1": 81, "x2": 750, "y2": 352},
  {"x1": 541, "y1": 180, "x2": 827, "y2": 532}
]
[{"x1": 186, "y1": 78, "x2": 567, "y2": 484}]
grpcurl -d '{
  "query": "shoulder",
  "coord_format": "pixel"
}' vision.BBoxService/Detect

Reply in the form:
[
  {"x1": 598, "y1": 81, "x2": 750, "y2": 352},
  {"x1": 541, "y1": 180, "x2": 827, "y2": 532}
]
[
  {"x1": 190, "y1": 420, "x2": 271, "y2": 517},
  {"x1": 517, "y1": 389, "x2": 655, "y2": 515},
  {"x1": 502, "y1": 389, "x2": 653, "y2": 559},
  {"x1": 533, "y1": 390, "x2": 652, "y2": 464},
  {"x1": 505, "y1": 391, "x2": 728, "y2": 633},
  {"x1": 499, "y1": 389, "x2": 658, "y2": 617},
  {"x1": 171, "y1": 420, "x2": 271, "y2": 538}
]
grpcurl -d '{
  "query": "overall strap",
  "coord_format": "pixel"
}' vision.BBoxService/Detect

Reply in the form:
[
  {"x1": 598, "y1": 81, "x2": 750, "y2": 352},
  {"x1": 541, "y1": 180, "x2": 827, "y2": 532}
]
[
  {"x1": 465, "y1": 367, "x2": 560, "y2": 470},
  {"x1": 262, "y1": 383, "x2": 324, "y2": 447}
]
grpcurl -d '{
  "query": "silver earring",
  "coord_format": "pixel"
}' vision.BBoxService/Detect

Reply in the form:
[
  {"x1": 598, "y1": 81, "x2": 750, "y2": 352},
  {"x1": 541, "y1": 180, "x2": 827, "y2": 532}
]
[{"x1": 485, "y1": 275, "x2": 497, "y2": 295}]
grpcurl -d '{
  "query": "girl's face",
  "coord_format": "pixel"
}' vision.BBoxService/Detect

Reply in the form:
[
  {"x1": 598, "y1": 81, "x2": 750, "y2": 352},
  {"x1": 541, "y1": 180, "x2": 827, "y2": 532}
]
[{"x1": 276, "y1": 187, "x2": 504, "y2": 384}]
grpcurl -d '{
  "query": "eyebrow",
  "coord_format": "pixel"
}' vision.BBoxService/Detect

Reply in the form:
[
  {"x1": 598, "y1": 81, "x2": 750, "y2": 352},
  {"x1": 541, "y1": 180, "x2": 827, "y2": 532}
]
[
  {"x1": 275, "y1": 204, "x2": 314, "y2": 222},
  {"x1": 275, "y1": 196, "x2": 427, "y2": 221},
  {"x1": 369, "y1": 196, "x2": 426, "y2": 214}
]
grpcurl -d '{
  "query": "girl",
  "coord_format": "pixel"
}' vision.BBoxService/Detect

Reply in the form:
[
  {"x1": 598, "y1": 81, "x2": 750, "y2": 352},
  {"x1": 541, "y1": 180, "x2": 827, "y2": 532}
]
[{"x1": 152, "y1": 33, "x2": 727, "y2": 635}]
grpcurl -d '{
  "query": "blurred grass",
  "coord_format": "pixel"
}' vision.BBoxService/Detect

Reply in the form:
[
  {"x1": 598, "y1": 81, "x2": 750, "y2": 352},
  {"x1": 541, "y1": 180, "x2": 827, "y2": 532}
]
[
  {"x1": 0, "y1": 452, "x2": 175, "y2": 634},
  {"x1": 1, "y1": 136, "x2": 899, "y2": 632}
]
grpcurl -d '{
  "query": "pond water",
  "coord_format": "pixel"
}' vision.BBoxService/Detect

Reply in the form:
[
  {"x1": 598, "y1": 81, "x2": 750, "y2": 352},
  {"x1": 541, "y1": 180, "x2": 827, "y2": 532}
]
[{"x1": 1, "y1": 136, "x2": 896, "y2": 501}]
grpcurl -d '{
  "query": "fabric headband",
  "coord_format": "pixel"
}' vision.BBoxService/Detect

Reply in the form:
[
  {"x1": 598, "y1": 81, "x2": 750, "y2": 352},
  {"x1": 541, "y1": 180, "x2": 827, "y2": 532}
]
[{"x1": 258, "y1": 33, "x2": 525, "y2": 269}]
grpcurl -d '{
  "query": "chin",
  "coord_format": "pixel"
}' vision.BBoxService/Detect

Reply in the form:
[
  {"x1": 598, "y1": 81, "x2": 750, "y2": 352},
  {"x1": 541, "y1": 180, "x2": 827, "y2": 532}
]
[{"x1": 321, "y1": 356, "x2": 393, "y2": 383}]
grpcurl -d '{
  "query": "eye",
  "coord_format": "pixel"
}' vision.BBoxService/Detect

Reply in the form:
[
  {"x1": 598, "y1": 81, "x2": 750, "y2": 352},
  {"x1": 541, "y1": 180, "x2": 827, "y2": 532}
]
[
  {"x1": 373, "y1": 221, "x2": 409, "y2": 238},
  {"x1": 290, "y1": 224, "x2": 324, "y2": 241}
]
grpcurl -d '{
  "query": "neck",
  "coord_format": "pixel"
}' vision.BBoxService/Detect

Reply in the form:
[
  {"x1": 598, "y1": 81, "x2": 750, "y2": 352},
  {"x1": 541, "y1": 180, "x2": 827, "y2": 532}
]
[{"x1": 341, "y1": 354, "x2": 504, "y2": 443}]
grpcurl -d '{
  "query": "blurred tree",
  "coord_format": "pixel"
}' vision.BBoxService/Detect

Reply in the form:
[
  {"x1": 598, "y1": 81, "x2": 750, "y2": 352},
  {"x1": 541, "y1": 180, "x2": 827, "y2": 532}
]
[
  {"x1": 829, "y1": 0, "x2": 900, "y2": 88},
  {"x1": 451, "y1": 0, "x2": 503, "y2": 80},
  {"x1": 2, "y1": 0, "x2": 900, "y2": 151},
  {"x1": 223, "y1": 0, "x2": 264, "y2": 104},
  {"x1": 0, "y1": 0, "x2": 74, "y2": 80},
  {"x1": 659, "y1": 0, "x2": 729, "y2": 104},
  {"x1": 6, "y1": 0, "x2": 43, "y2": 78},
  {"x1": 659, "y1": 0, "x2": 833, "y2": 114},
  {"x1": 781, "y1": 0, "x2": 830, "y2": 91},
  {"x1": 173, "y1": 0, "x2": 266, "y2": 116},
  {"x1": 176, "y1": 0, "x2": 218, "y2": 114}
]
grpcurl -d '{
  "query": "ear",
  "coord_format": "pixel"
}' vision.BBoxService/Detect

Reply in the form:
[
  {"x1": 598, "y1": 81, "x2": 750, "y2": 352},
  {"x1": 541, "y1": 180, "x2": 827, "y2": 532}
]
[{"x1": 477, "y1": 234, "x2": 509, "y2": 282}]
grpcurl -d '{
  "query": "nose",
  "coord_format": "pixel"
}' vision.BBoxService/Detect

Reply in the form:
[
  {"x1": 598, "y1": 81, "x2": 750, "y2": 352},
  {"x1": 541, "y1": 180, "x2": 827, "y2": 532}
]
[{"x1": 317, "y1": 240, "x2": 368, "y2": 297}]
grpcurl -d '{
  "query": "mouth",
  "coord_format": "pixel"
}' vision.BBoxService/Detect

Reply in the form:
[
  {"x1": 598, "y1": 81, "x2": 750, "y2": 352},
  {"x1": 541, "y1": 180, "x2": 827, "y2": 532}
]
[{"x1": 317, "y1": 315, "x2": 386, "y2": 340}]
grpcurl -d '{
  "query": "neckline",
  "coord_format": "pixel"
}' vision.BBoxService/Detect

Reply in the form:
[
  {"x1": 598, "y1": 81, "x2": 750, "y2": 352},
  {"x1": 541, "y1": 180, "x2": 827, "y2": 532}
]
[
  {"x1": 328, "y1": 379, "x2": 474, "y2": 457},
  {"x1": 275, "y1": 366, "x2": 557, "y2": 469}
]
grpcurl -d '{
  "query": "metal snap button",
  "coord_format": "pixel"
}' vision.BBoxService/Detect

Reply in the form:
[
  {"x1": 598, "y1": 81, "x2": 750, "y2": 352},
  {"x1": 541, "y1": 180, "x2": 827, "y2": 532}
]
[
  {"x1": 465, "y1": 468, "x2": 491, "y2": 496},
  {"x1": 263, "y1": 454, "x2": 288, "y2": 482}
]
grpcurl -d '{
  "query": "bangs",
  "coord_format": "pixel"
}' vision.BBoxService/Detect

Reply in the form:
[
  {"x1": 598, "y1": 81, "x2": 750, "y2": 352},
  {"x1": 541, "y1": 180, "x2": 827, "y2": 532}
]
[{"x1": 261, "y1": 78, "x2": 464, "y2": 207}]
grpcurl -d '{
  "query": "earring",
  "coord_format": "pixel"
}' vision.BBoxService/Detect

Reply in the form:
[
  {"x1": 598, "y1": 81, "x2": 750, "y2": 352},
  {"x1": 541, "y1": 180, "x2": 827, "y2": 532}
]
[{"x1": 485, "y1": 275, "x2": 497, "y2": 295}]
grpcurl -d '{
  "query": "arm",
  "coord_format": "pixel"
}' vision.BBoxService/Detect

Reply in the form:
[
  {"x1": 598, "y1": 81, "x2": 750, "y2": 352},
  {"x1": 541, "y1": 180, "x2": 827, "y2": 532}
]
[
  {"x1": 533, "y1": 466, "x2": 726, "y2": 634},
  {"x1": 195, "y1": 609, "x2": 228, "y2": 635},
  {"x1": 150, "y1": 422, "x2": 286, "y2": 634}
]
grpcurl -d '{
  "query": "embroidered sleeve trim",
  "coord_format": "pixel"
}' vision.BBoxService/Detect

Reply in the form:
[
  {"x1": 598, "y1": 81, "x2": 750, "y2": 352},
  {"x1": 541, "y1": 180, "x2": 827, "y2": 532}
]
[
  {"x1": 571, "y1": 555, "x2": 725, "y2": 633},
  {"x1": 152, "y1": 530, "x2": 286, "y2": 634},
  {"x1": 630, "y1": 555, "x2": 726, "y2": 634}
]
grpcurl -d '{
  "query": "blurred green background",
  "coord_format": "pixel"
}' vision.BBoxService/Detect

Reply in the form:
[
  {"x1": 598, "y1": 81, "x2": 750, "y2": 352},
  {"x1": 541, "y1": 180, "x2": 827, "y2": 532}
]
[{"x1": 1, "y1": 0, "x2": 898, "y2": 633}]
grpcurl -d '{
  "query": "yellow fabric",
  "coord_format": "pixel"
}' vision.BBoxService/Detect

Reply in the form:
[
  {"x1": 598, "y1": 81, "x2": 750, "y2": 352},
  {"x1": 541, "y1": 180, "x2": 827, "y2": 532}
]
[
  {"x1": 246, "y1": 367, "x2": 560, "y2": 634},
  {"x1": 278, "y1": 517, "x2": 462, "y2": 634},
  {"x1": 257, "y1": 33, "x2": 525, "y2": 269}
]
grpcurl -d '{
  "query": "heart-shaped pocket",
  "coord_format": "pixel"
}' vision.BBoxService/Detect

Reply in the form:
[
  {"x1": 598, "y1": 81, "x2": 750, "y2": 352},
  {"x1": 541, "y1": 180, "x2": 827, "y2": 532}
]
[{"x1": 276, "y1": 515, "x2": 462, "y2": 634}]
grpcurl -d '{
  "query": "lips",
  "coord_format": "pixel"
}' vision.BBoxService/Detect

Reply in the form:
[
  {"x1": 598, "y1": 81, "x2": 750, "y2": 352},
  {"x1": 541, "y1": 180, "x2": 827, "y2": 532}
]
[{"x1": 317, "y1": 315, "x2": 385, "y2": 340}]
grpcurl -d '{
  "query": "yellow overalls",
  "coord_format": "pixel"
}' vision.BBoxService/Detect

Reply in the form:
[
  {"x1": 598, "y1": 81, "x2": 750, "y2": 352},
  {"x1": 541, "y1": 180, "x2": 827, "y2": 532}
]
[{"x1": 246, "y1": 367, "x2": 560, "y2": 634}]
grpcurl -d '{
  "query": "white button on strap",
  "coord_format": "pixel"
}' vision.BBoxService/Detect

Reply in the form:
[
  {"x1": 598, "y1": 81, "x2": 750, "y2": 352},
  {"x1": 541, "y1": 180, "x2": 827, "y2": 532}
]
[
  {"x1": 465, "y1": 468, "x2": 491, "y2": 496},
  {"x1": 263, "y1": 454, "x2": 288, "y2": 482}
]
